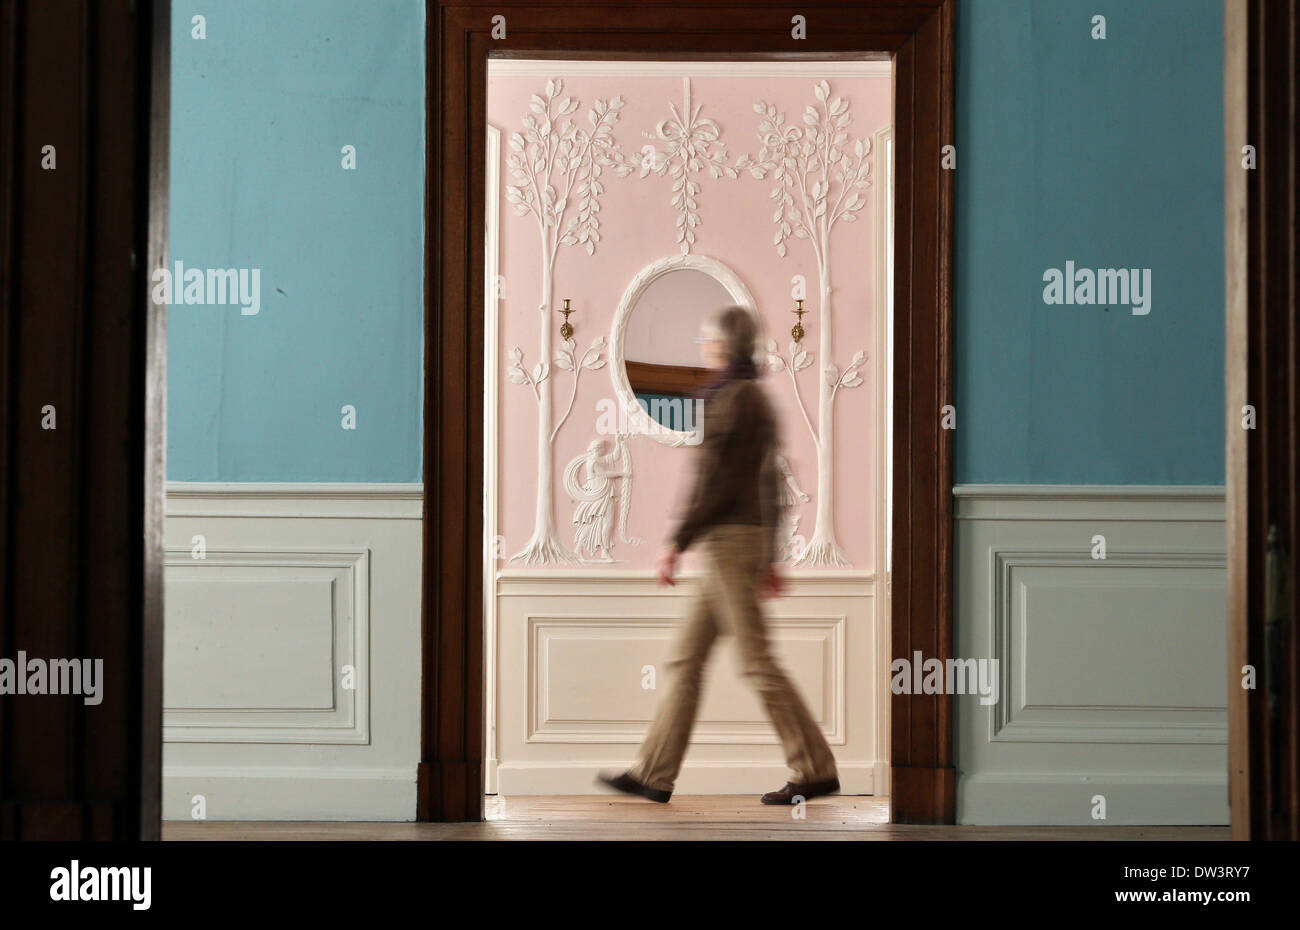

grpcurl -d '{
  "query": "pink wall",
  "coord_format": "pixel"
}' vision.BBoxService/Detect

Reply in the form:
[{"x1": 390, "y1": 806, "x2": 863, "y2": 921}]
[{"x1": 489, "y1": 68, "x2": 891, "y2": 571}]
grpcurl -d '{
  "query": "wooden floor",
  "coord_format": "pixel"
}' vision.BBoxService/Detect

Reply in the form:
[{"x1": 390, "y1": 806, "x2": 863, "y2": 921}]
[{"x1": 162, "y1": 796, "x2": 1230, "y2": 840}]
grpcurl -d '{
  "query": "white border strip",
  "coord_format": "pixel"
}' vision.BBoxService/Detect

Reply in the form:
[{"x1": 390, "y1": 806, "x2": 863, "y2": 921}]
[
  {"x1": 953, "y1": 484, "x2": 1226, "y2": 523},
  {"x1": 953, "y1": 484, "x2": 1226, "y2": 500},
  {"x1": 489, "y1": 59, "x2": 892, "y2": 78},
  {"x1": 484, "y1": 124, "x2": 503, "y2": 795},
  {"x1": 166, "y1": 482, "x2": 424, "y2": 499},
  {"x1": 164, "y1": 482, "x2": 424, "y2": 519}
]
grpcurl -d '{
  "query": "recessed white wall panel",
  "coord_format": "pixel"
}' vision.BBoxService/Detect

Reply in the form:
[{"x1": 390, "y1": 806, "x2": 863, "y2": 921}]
[
  {"x1": 1019, "y1": 574, "x2": 1226, "y2": 710},
  {"x1": 955, "y1": 485, "x2": 1229, "y2": 825},
  {"x1": 494, "y1": 571, "x2": 875, "y2": 794},
  {"x1": 529, "y1": 615, "x2": 839, "y2": 740},
  {"x1": 165, "y1": 574, "x2": 337, "y2": 711}
]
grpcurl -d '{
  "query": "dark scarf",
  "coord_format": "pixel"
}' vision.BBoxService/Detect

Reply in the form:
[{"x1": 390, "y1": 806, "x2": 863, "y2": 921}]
[{"x1": 702, "y1": 355, "x2": 759, "y2": 402}]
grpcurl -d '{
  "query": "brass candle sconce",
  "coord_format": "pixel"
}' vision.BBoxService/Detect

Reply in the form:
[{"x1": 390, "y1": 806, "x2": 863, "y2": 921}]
[
  {"x1": 559, "y1": 298, "x2": 574, "y2": 340},
  {"x1": 791, "y1": 298, "x2": 807, "y2": 342}
]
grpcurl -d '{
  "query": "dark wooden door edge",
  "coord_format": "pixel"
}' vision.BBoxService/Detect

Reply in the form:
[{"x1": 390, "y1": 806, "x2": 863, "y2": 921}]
[
  {"x1": 1223, "y1": 0, "x2": 1249, "y2": 841},
  {"x1": 1233, "y1": 0, "x2": 1300, "y2": 841},
  {"x1": 890, "y1": 765, "x2": 957, "y2": 824},
  {"x1": 417, "y1": 761, "x2": 481, "y2": 822},
  {"x1": 424, "y1": 0, "x2": 956, "y2": 823},
  {"x1": 139, "y1": 0, "x2": 170, "y2": 844},
  {"x1": 0, "y1": 0, "x2": 165, "y2": 840}
]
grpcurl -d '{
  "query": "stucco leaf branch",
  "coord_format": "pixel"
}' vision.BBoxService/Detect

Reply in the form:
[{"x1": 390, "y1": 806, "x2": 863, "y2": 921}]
[
  {"x1": 551, "y1": 335, "x2": 607, "y2": 443},
  {"x1": 766, "y1": 339, "x2": 819, "y2": 448}
]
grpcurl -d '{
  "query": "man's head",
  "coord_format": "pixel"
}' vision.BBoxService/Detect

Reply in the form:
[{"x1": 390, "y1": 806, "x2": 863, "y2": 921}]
[{"x1": 698, "y1": 305, "x2": 757, "y2": 370}]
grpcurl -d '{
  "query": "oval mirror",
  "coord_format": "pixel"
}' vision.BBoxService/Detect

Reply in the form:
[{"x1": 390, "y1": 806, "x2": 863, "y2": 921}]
[{"x1": 610, "y1": 254, "x2": 760, "y2": 446}]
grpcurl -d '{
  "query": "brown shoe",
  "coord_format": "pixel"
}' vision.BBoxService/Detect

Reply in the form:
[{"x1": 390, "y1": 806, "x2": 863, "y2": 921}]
[
  {"x1": 596, "y1": 770, "x2": 672, "y2": 803},
  {"x1": 761, "y1": 776, "x2": 840, "y2": 805}
]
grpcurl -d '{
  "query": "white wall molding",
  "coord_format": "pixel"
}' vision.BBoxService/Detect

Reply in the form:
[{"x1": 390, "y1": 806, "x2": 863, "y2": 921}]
[
  {"x1": 872, "y1": 123, "x2": 893, "y2": 788},
  {"x1": 489, "y1": 59, "x2": 892, "y2": 79},
  {"x1": 484, "y1": 124, "x2": 503, "y2": 793},
  {"x1": 954, "y1": 483, "x2": 1226, "y2": 498},
  {"x1": 955, "y1": 484, "x2": 1225, "y2": 522},
  {"x1": 165, "y1": 481, "x2": 423, "y2": 519},
  {"x1": 955, "y1": 483, "x2": 1228, "y2": 825}
]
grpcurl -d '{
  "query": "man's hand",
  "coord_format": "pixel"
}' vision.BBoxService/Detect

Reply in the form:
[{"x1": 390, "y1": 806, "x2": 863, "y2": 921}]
[
  {"x1": 656, "y1": 546, "x2": 680, "y2": 587},
  {"x1": 760, "y1": 565, "x2": 786, "y2": 600}
]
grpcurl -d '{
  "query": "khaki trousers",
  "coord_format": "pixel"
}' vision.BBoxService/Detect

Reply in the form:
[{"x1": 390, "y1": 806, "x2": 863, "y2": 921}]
[{"x1": 629, "y1": 525, "x2": 838, "y2": 792}]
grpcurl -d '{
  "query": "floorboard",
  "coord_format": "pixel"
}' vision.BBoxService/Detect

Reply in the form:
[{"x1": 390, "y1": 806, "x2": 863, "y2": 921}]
[{"x1": 162, "y1": 796, "x2": 1230, "y2": 840}]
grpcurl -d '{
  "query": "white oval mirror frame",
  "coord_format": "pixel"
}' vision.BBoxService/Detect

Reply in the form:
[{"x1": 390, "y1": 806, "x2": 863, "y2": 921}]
[{"x1": 609, "y1": 253, "x2": 760, "y2": 447}]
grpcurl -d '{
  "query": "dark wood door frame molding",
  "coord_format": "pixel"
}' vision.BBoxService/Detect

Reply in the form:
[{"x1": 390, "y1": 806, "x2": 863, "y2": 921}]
[
  {"x1": 1226, "y1": 0, "x2": 1300, "y2": 842},
  {"x1": 0, "y1": 0, "x2": 165, "y2": 839},
  {"x1": 422, "y1": 0, "x2": 955, "y2": 823}
]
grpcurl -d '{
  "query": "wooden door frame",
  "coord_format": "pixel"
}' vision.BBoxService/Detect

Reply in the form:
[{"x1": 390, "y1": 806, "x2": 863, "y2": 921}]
[
  {"x1": 1224, "y1": 0, "x2": 1249, "y2": 841},
  {"x1": 0, "y1": 0, "x2": 165, "y2": 839},
  {"x1": 1225, "y1": 0, "x2": 1300, "y2": 841},
  {"x1": 421, "y1": 0, "x2": 956, "y2": 823}
]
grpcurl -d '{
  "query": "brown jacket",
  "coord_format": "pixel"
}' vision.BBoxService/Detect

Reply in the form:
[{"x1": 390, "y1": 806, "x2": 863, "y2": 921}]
[{"x1": 671, "y1": 378, "x2": 783, "y2": 563}]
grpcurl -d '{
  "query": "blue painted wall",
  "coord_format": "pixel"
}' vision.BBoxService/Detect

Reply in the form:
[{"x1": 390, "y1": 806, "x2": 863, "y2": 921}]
[
  {"x1": 167, "y1": 0, "x2": 424, "y2": 482},
  {"x1": 955, "y1": 0, "x2": 1224, "y2": 485},
  {"x1": 167, "y1": 0, "x2": 1222, "y2": 486}
]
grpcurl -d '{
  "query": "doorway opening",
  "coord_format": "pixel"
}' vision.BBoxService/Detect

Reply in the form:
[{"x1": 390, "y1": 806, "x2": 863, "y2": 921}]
[
  {"x1": 421, "y1": 1, "x2": 954, "y2": 824},
  {"x1": 480, "y1": 57, "x2": 895, "y2": 822}
]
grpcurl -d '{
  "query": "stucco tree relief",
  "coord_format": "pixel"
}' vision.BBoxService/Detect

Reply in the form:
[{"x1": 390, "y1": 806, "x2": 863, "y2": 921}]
[
  {"x1": 737, "y1": 80, "x2": 871, "y2": 568},
  {"x1": 504, "y1": 78, "x2": 635, "y2": 565}
]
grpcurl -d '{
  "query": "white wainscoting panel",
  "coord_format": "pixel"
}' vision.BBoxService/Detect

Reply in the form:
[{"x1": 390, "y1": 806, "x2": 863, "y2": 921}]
[
  {"x1": 164, "y1": 547, "x2": 369, "y2": 743},
  {"x1": 492, "y1": 570, "x2": 882, "y2": 795},
  {"x1": 161, "y1": 483, "x2": 422, "y2": 821},
  {"x1": 954, "y1": 485, "x2": 1228, "y2": 825}
]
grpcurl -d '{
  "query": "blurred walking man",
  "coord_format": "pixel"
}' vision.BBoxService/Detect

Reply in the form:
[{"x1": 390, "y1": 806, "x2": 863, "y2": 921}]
[{"x1": 598, "y1": 305, "x2": 839, "y2": 805}]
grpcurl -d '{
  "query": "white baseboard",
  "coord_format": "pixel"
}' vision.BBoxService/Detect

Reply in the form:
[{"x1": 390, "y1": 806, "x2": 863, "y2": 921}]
[
  {"x1": 495, "y1": 761, "x2": 880, "y2": 796},
  {"x1": 162, "y1": 767, "x2": 416, "y2": 821},
  {"x1": 958, "y1": 773, "x2": 1228, "y2": 826}
]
